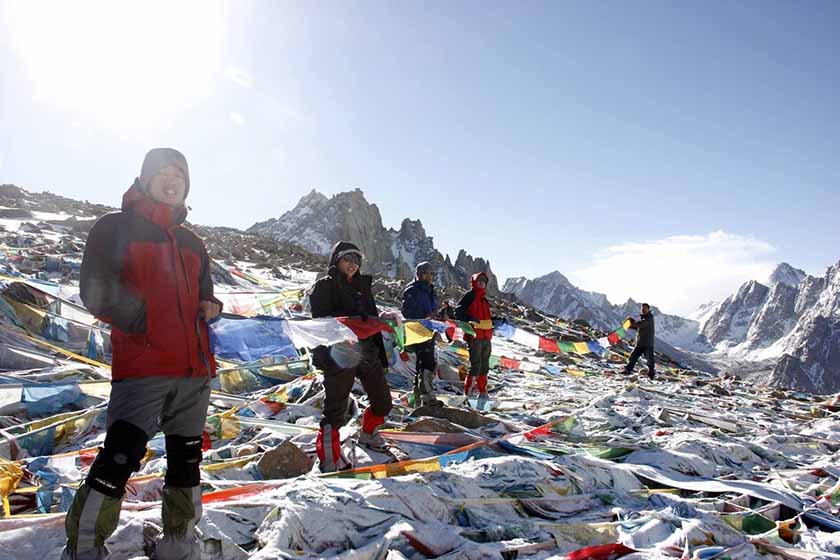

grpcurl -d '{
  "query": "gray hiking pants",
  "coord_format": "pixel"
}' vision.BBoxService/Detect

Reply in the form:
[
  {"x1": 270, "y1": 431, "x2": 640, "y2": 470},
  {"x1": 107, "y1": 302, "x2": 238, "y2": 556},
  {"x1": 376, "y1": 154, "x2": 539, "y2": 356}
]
[
  {"x1": 64, "y1": 376, "x2": 210, "y2": 559},
  {"x1": 107, "y1": 376, "x2": 211, "y2": 437}
]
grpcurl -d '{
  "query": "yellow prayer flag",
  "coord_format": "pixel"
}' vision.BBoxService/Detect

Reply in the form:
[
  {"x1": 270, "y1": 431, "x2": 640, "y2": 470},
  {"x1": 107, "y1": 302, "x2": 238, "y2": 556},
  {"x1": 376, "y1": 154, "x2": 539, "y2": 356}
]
[
  {"x1": 471, "y1": 320, "x2": 494, "y2": 331},
  {"x1": 404, "y1": 322, "x2": 434, "y2": 346},
  {"x1": 202, "y1": 454, "x2": 258, "y2": 472},
  {"x1": 372, "y1": 458, "x2": 441, "y2": 479},
  {"x1": 623, "y1": 319, "x2": 632, "y2": 329},
  {"x1": 0, "y1": 457, "x2": 23, "y2": 517},
  {"x1": 566, "y1": 369, "x2": 586, "y2": 378},
  {"x1": 573, "y1": 342, "x2": 590, "y2": 354}
]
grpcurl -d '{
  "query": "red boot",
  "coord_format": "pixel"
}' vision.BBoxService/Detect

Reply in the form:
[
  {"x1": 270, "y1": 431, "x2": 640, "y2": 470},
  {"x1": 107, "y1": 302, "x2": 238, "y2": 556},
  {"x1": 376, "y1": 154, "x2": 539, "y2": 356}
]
[
  {"x1": 359, "y1": 407, "x2": 387, "y2": 452},
  {"x1": 316, "y1": 425, "x2": 348, "y2": 473},
  {"x1": 476, "y1": 375, "x2": 488, "y2": 397}
]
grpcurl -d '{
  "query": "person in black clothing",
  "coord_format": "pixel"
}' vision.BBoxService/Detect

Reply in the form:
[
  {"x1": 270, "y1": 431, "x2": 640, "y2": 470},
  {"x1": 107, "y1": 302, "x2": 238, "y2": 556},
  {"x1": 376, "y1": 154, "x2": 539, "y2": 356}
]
[
  {"x1": 623, "y1": 302, "x2": 656, "y2": 380},
  {"x1": 309, "y1": 241, "x2": 393, "y2": 472}
]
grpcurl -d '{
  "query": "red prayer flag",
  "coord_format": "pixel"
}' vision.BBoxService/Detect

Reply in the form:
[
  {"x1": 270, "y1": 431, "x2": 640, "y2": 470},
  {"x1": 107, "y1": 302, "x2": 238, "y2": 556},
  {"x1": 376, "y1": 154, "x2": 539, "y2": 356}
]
[
  {"x1": 607, "y1": 332, "x2": 621, "y2": 346},
  {"x1": 500, "y1": 356, "x2": 520, "y2": 370},
  {"x1": 539, "y1": 337, "x2": 560, "y2": 353},
  {"x1": 524, "y1": 423, "x2": 553, "y2": 441},
  {"x1": 567, "y1": 543, "x2": 635, "y2": 560},
  {"x1": 336, "y1": 317, "x2": 394, "y2": 340}
]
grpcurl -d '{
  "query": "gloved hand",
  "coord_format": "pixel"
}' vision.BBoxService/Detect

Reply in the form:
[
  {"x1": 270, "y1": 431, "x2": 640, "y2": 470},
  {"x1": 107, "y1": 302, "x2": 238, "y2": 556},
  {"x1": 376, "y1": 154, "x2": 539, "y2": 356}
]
[{"x1": 379, "y1": 310, "x2": 403, "y2": 329}]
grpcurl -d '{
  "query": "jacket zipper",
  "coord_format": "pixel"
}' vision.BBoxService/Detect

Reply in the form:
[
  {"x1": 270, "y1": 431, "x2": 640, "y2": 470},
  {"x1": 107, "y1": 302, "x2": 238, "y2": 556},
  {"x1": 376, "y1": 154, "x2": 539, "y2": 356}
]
[
  {"x1": 167, "y1": 229, "x2": 195, "y2": 373},
  {"x1": 173, "y1": 229, "x2": 212, "y2": 378}
]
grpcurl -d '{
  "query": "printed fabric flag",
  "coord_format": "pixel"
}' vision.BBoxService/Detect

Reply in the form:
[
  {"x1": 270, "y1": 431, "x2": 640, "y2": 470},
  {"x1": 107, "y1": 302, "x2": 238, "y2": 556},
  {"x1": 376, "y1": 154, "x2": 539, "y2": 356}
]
[
  {"x1": 419, "y1": 320, "x2": 449, "y2": 335},
  {"x1": 445, "y1": 324, "x2": 464, "y2": 343},
  {"x1": 519, "y1": 361, "x2": 542, "y2": 372},
  {"x1": 559, "y1": 342, "x2": 576, "y2": 354},
  {"x1": 0, "y1": 458, "x2": 24, "y2": 516},
  {"x1": 443, "y1": 320, "x2": 474, "y2": 343},
  {"x1": 446, "y1": 320, "x2": 475, "y2": 337},
  {"x1": 539, "y1": 337, "x2": 560, "y2": 353},
  {"x1": 335, "y1": 317, "x2": 394, "y2": 340},
  {"x1": 209, "y1": 316, "x2": 298, "y2": 362},
  {"x1": 573, "y1": 342, "x2": 590, "y2": 354},
  {"x1": 500, "y1": 356, "x2": 521, "y2": 370},
  {"x1": 384, "y1": 319, "x2": 406, "y2": 350},
  {"x1": 587, "y1": 341, "x2": 603, "y2": 354},
  {"x1": 607, "y1": 332, "x2": 621, "y2": 346},
  {"x1": 542, "y1": 365, "x2": 564, "y2": 376},
  {"x1": 403, "y1": 321, "x2": 435, "y2": 346},
  {"x1": 511, "y1": 328, "x2": 541, "y2": 349},
  {"x1": 283, "y1": 318, "x2": 358, "y2": 349},
  {"x1": 492, "y1": 320, "x2": 516, "y2": 338}
]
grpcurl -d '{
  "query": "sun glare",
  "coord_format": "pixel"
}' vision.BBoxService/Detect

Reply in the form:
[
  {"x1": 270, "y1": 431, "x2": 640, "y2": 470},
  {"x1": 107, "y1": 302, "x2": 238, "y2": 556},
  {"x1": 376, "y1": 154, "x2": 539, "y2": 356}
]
[{"x1": 5, "y1": 1, "x2": 226, "y2": 139}]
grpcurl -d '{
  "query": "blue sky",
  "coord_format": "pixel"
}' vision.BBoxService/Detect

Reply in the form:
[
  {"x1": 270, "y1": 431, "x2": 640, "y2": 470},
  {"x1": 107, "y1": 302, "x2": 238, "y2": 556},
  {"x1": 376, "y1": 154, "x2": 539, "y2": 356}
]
[{"x1": 1, "y1": 1, "x2": 838, "y2": 315}]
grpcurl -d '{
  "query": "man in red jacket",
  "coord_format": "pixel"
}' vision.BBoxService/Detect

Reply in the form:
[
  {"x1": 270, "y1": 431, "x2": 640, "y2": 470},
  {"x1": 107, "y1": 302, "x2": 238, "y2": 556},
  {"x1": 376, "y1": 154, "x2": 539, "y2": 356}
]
[
  {"x1": 62, "y1": 149, "x2": 221, "y2": 560},
  {"x1": 455, "y1": 272, "x2": 494, "y2": 405}
]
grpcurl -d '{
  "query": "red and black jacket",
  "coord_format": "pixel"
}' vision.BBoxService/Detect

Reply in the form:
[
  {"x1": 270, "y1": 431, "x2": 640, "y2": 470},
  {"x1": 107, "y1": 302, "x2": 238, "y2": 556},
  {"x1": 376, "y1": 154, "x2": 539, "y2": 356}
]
[
  {"x1": 454, "y1": 273, "x2": 493, "y2": 340},
  {"x1": 80, "y1": 181, "x2": 220, "y2": 380}
]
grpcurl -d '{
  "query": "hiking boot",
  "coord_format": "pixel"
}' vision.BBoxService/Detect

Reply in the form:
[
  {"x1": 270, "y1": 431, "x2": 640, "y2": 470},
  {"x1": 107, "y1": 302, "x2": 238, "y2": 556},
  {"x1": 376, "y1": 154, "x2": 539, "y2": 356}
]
[
  {"x1": 155, "y1": 534, "x2": 201, "y2": 560},
  {"x1": 63, "y1": 484, "x2": 121, "y2": 560},
  {"x1": 358, "y1": 429, "x2": 388, "y2": 453},
  {"x1": 318, "y1": 456, "x2": 350, "y2": 473},
  {"x1": 158, "y1": 485, "x2": 203, "y2": 559},
  {"x1": 317, "y1": 425, "x2": 350, "y2": 473}
]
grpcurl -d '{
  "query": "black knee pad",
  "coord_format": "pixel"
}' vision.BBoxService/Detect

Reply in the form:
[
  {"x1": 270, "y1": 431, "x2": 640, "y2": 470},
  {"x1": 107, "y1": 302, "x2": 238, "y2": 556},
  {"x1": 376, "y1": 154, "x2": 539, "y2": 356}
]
[
  {"x1": 86, "y1": 420, "x2": 149, "y2": 498},
  {"x1": 165, "y1": 434, "x2": 203, "y2": 487}
]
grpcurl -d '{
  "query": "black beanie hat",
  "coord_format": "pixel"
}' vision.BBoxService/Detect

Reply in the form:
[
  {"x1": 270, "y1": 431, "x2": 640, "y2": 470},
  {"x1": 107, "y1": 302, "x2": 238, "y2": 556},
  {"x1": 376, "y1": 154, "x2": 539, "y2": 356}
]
[{"x1": 139, "y1": 148, "x2": 190, "y2": 199}]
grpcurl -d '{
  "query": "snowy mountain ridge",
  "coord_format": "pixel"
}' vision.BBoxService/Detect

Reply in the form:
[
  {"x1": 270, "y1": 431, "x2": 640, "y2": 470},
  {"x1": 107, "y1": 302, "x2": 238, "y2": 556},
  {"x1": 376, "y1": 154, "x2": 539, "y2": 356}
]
[{"x1": 502, "y1": 271, "x2": 711, "y2": 352}]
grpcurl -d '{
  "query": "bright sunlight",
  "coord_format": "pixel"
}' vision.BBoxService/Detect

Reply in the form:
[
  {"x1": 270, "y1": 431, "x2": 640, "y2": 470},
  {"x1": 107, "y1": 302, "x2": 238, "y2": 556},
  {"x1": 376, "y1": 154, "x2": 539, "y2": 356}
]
[{"x1": 5, "y1": 1, "x2": 226, "y2": 139}]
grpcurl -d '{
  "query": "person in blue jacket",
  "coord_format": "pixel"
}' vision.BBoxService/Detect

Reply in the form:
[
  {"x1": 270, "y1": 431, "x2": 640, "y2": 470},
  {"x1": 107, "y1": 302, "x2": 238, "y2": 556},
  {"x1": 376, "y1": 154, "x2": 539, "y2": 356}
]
[{"x1": 401, "y1": 262, "x2": 442, "y2": 406}]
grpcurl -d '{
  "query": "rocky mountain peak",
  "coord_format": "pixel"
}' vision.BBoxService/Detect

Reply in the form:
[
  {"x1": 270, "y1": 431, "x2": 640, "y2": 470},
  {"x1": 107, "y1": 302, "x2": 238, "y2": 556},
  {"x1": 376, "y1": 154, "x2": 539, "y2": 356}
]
[
  {"x1": 702, "y1": 280, "x2": 770, "y2": 346},
  {"x1": 299, "y1": 188, "x2": 328, "y2": 207},
  {"x1": 397, "y1": 218, "x2": 427, "y2": 240},
  {"x1": 248, "y1": 189, "x2": 498, "y2": 294},
  {"x1": 771, "y1": 316, "x2": 840, "y2": 394},
  {"x1": 768, "y1": 263, "x2": 806, "y2": 288},
  {"x1": 454, "y1": 250, "x2": 499, "y2": 294}
]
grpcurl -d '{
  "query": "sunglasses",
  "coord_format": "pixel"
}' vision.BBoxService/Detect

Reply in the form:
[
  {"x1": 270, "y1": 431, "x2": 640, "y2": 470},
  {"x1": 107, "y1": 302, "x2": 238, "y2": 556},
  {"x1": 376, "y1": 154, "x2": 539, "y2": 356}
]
[{"x1": 340, "y1": 253, "x2": 362, "y2": 266}]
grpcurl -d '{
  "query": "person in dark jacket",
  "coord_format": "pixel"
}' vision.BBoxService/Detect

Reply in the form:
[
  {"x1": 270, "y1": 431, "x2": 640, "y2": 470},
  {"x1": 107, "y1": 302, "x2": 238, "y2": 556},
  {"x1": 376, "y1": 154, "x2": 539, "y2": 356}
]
[
  {"x1": 455, "y1": 272, "x2": 494, "y2": 403},
  {"x1": 63, "y1": 148, "x2": 222, "y2": 560},
  {"x1": 623, "y1": 303, "x2": 656, "y2": 380},
  {"x1": 401, "y1": 261, "x2": 441, "y2": 406},
  {"x1": 309, "y1": 241, "x2": 393, "y2": 472}
]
